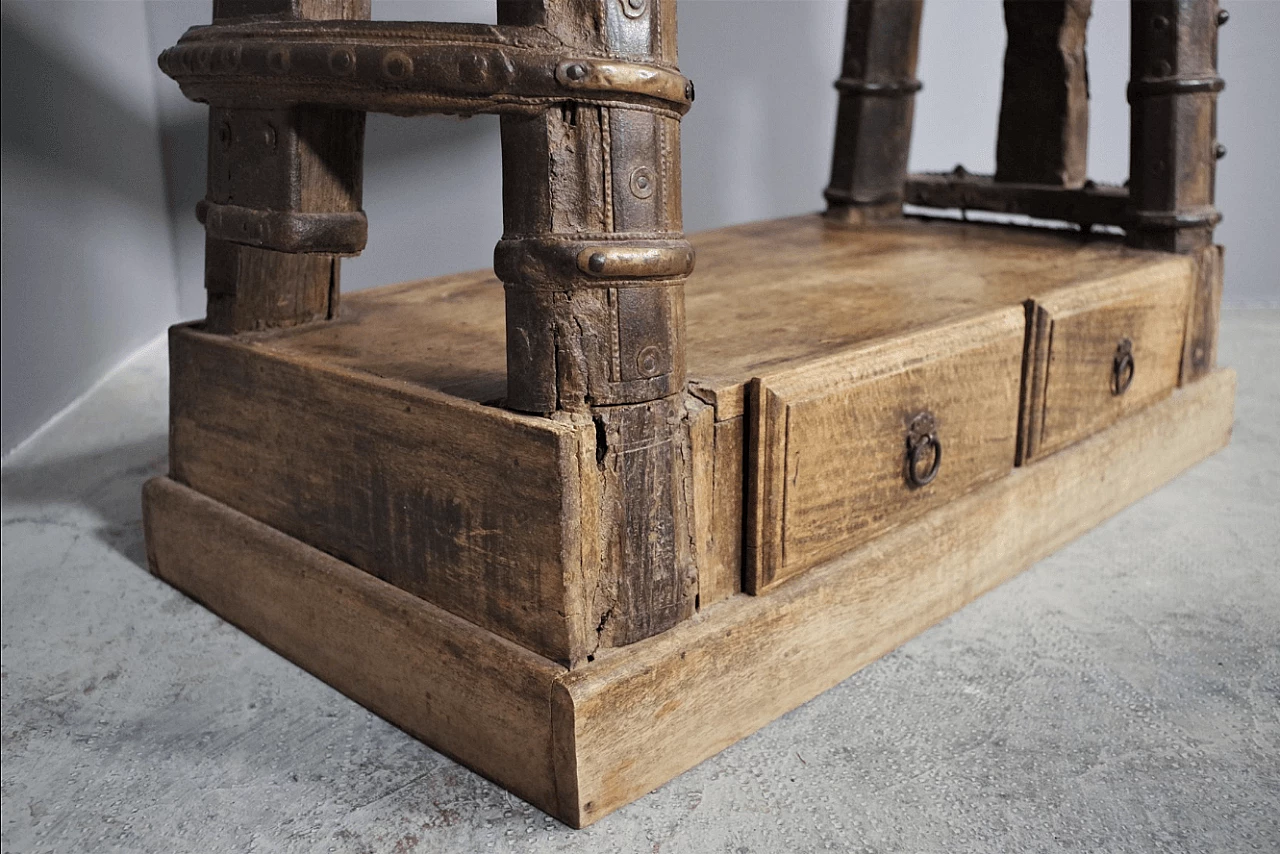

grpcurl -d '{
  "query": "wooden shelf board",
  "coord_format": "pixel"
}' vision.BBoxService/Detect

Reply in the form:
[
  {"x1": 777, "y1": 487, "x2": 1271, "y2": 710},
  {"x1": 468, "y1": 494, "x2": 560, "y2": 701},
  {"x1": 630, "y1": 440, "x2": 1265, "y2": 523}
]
[
  {"x1": 143, "y1": 368, "x2": 1234, "y2": 828},
  {"x1": 241, "y1": 215, "x2": 1191, "y2": 419}
]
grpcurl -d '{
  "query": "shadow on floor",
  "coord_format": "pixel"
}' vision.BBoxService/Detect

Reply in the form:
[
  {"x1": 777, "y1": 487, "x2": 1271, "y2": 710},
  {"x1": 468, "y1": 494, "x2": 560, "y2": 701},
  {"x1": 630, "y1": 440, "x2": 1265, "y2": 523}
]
[{"x1": 1, "y1": 433, "x2": 169, "y2": 571}]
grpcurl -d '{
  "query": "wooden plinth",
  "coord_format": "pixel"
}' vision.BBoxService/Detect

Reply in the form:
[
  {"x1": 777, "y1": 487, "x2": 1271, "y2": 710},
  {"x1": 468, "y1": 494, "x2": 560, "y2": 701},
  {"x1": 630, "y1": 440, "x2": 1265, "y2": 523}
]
[{"x1": 143, "y1": 368, "x2": 1234, "y2": 827}]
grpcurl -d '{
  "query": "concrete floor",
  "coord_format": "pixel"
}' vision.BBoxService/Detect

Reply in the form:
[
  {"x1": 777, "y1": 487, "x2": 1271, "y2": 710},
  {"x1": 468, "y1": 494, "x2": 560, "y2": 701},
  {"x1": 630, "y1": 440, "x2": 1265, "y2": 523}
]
[{"x1": 3, "y1": 310, "x2": 1277, "y2": 854}]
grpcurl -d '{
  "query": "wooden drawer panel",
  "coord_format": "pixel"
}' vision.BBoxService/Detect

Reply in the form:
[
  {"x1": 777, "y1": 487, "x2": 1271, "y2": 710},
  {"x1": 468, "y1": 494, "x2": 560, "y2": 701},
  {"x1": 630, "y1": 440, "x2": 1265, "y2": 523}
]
[
  {"x1": 746, "y1": 309, "x2": 1025, "y2": 593},
  {"x1": 1021, "y1": 266, "x2": 1192, "y2": 463}
]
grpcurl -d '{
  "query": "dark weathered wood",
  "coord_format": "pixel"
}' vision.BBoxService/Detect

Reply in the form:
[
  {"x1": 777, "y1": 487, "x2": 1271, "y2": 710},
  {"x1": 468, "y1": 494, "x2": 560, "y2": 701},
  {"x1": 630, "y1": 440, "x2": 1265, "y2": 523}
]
[
  {"x1": 995, "y1": 0, "x2": 1092, "y2": 188},
  {"x1": 199, "y1": 0, "x2": 369, "y2": 334},
  {"x1": 1128, "y1": 0, "x2": 1224, "y2": 255},
  {"x1": 905, "y1": 171, "x2": 1128, "y2": 227},
  {"x1": 494, "y1": 0, "x2": 695, "y2": 646},
  {"x1": 824, "y1": 0, "x2": 924, "y2": 223}
]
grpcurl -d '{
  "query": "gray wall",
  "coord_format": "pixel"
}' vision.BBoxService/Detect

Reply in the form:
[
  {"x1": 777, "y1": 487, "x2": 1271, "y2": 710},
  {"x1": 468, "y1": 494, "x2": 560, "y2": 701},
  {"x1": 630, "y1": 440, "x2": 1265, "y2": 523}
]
[
  {"x1": 2, "y1": 0, "x2": 180, "y2": 453},
  {"x1": 4, "y1": 0, "x2": 1278, "y2": 454}
]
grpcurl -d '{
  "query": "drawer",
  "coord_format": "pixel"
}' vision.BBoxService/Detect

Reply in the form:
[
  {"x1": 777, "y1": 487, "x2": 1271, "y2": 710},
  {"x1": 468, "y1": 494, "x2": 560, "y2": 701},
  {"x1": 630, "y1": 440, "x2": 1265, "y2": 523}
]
[
  {"x1": 745, "y1": 309, "x2": 1025, "y2": 593},
  {"x1": 1020, "y1": 266, "x2": 1192, "y2": 463}
]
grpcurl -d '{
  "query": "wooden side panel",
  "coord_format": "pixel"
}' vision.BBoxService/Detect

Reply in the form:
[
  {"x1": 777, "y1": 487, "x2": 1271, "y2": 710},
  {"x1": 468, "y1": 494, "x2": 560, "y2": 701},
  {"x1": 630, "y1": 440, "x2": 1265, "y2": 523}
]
[
  {"x1": 1022, "y1": 262, "x2": 1193, "y2": 462},
  {"x1": 747, "y1": 310, "x2": 1025, "y2": 593},
  {"x1": 168, "y1": 325, "x2": 596, "y2": 665},
  {"x1": 559, "y1": 370, "x2": 1236, "y2": 828},
  {"x1": 142, "y1": 477, "x2": 565, "y2": 818}
]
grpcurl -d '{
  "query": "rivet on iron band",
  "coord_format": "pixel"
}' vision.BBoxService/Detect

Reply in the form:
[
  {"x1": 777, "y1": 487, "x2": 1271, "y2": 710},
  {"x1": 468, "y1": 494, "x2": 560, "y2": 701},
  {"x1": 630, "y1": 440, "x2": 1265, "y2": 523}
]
[
  {"x1": 329, "y1": 48, "x2": 356, "y2": 76},
  {"x1": 564, "y1": 62, "x2": 588, "y2": 81},
  {"x1": 459, "y1": 53, "x2": 490, "y2": 86},
  {"x1": 623, "y1": 0, "x2": 648, "y2": 19},
  {"x1": 833, "y1": 77, "x2": 922, "y2": 96},
  {"x1": 219, "y1": 45, "x2": 241, "y2": 71},
  {"x1": 630, "y1": 167, "x2": 655, "y2": 200},
  {"x1": 635, "y1": 345, "x2": 662, "y2": 377},
  {"x1": 382, "y1": 50, "x2": 414, "y2": 81},
  {"x1": 1217, "y1": 8, "x2": 1230, "y2": 26},
  {"x1": 266, "y1": 47, "x2": 291, "y2": 74},
  {"x1": 1214, "y1": 142, "x2": 1228, "y2": 160}
]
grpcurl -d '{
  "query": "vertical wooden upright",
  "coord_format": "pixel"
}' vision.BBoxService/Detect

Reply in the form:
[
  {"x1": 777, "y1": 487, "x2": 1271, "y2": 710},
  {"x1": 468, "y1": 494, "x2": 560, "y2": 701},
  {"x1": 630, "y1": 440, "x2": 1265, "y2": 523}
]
[
  {"x1": 201, "y1": 0, "x2": 370, "y2": 333},
  {"x1": 824, "y1": 0, "x2": 924, "y2": 223},
  {"x1": 495, "y1": 0, "x2": 697, "y2": 644},
  {"x1": 995, "y1": 0, "x2": 1093, "y2": 188},
  {"x1": 1128, "y1": 0, "x2": 1226, "y2": 381}
]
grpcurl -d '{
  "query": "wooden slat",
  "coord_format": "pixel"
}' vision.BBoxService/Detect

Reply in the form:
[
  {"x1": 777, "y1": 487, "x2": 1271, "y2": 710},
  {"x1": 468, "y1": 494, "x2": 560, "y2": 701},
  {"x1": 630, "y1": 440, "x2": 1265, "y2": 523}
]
[
  {"x1": 557, "y1": 369, "x2": 1235, "y2": 827},
  {"x1": 995, "y1": 0, "x2": 1093, "y2": 187},
  {"x1": 142, "y1": 476, "x2": 566, "y2": 817}
]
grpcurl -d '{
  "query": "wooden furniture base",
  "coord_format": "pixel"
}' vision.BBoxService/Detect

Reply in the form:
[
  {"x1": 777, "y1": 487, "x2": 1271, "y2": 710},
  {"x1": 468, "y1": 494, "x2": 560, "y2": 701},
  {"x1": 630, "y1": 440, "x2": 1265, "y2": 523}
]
[{"x1": 143, "y1": 367, "x2": 1233, "y2": 827}]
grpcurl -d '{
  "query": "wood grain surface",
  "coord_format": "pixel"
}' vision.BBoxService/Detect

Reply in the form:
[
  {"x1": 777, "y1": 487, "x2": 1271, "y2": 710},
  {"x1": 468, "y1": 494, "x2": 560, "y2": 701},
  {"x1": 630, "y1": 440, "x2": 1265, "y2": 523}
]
[
  {"x1": 747, "y1": 309, "x2": 1025, "y2": 592},
  {"x1": 142, "y1": 476, "x2": 568, "y2": 818},
  {"x1": 556, "y1": 369, "x2": 1235, "y2": 827},
  {"x1": 168, "y1": 324, "x2": 603, "y2": 665},
  {"x1": 1021, "y1": 260, "x2": 1192, "y2": 462}
]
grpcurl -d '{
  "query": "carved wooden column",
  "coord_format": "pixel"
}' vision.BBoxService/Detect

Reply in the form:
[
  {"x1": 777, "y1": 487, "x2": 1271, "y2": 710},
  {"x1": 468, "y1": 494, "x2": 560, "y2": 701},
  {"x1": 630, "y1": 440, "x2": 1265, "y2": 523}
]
[
  {"x1": 996, "y1": 0, "x2": 1092, "y2": 188},
  {"x1": 496, "y1": 0, "x2": 696, "y2": 645},
  {"x1": 1128, "y1": 0, "x2": 1226, "y2": 381},
  {"x1": 198, "y1": 0, "x2": 370, "y2": 333},
  {"x1": 824, "y1": 0, "x2": 924, "y2": 223}
]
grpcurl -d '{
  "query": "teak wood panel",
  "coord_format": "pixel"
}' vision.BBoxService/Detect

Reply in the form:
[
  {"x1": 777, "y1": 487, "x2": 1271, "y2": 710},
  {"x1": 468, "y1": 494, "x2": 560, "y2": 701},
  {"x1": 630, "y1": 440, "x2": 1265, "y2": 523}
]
[
  {"x1": 142, "y1": 476, "x2": 567, "y2": 816},
  {"x1": 167, "y1": 324, "x2": 604, "y2": 666},
  {"x1": 142, "y1": 371, "x2": 1234, "y2": 828},
  {"x1": 747, "y1": 309, "x2": 1025, "y2": 593},
  {"x1": 259, "y1": 216, "x2": 1187, "y2": 420},
  {"x1": 688, "y1": 401, "x2": 745, "y2": 610},
  {"x1": 559, "y1": 369, "x2": 1234, "y2": 827},
  {"x1": 1021, "y1": 262, "x2": 1192, "y2": 462}
]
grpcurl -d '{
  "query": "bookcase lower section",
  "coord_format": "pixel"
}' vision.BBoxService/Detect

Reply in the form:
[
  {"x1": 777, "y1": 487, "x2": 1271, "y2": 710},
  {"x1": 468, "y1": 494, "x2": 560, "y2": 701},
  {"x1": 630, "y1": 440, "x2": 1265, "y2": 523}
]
[{"x1": 142, "y1": 369, "x2": 1234, "y2": 828}]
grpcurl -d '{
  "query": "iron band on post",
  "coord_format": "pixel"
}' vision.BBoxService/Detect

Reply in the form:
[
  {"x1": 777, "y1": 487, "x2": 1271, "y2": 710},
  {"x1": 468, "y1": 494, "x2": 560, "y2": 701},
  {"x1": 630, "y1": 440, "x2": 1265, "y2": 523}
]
[
  {"x1": 494, "y1": 237, "x2": 695, "y2": 289},
  {"x1": 197, "y1": 200, "x2": 368, "y2": 254},
  {"x1": 160, "y1": 23, "x2": 693, "y2": 116}
]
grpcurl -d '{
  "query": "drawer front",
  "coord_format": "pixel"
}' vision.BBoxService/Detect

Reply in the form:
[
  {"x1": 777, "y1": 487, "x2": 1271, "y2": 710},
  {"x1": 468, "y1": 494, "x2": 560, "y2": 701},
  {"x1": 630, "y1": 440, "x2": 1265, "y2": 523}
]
[
  {"x1": 1021, "y1": 267, "x2": 1191, "y2": 463},
  {"x1": 746, "y1": 309, "x2": 1025, "y2": 593}
]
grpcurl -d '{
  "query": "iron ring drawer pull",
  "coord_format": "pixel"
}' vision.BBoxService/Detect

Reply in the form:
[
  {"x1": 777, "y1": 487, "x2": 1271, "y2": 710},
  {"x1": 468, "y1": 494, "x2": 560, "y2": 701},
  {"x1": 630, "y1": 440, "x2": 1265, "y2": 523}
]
[
  {"x1": 1112, "y1": 338, "x2": 1135, "y2": 396},
  {"x1": 905, "y1": 412, "x2": 942, "y2": 488}
]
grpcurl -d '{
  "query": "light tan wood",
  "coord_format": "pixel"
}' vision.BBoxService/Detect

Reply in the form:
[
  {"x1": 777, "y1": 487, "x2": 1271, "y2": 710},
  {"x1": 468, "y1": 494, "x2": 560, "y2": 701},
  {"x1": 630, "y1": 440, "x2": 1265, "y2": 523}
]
[
  {"x1": 688, "y1": 400, "x2": 744, "y2": 610},
  {"x1": 261, "y1": 216, "x2": 1191, "y2": 421},
  {"x1": 141, "y1": 476, "x2": 568, "y2": 817},
  {"x1": 746, "y1": 309, "x2": 1025, "y2": 592},
  {"x1": 167, "y1": 324, "x2": 604, "y2": 666},
  {"x1": 1020, "y1": 260, "x2": 1192, "y2": 462},
  {"x1": 556, "y1": 369, "x2": 1235, "y2": 827}
]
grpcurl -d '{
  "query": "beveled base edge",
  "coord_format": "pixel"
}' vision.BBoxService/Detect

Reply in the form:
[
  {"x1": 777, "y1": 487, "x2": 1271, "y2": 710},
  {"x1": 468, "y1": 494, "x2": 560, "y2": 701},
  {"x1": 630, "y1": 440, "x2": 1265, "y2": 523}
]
[{"x1": 142, "y1": 369, "x2": 1236, "y2": 828}]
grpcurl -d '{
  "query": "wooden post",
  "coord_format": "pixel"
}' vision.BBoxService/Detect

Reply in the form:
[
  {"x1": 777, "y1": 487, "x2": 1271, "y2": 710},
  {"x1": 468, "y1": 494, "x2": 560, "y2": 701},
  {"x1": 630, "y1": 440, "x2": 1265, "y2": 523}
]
[
  {"x1": 201, "y1": 0, "x2": 370, "y2": 333},
  {"x1": 1128, "y1": 0, "x2": 1226, "y2": 383},
  {"x1": 995, "y1": 0, "x2": 1092, "y2": 188},
  {"x1": 824, "y1": 0, "x2": 924, "y2": 223},
  {"x1": 496, "y1": 0, "x2": 696, "y2": 645}
]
